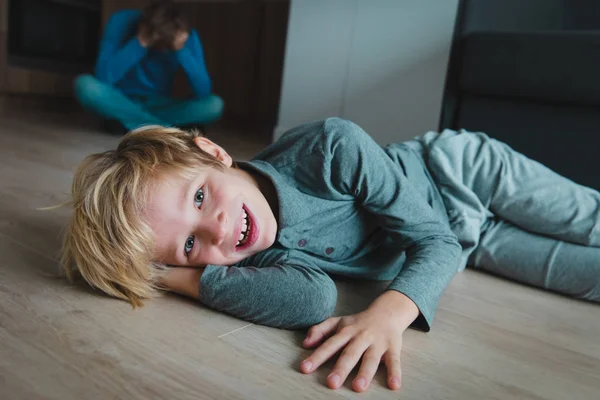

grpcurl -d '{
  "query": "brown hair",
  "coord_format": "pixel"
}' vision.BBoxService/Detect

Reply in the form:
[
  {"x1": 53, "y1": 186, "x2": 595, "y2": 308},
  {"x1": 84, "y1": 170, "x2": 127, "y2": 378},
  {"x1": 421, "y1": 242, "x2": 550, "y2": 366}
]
[
  {"x1": 139, "y1": 0, "x2": 189, "y2": 50},
  {"x1": 61, "y1": 126, "x2": 224, "y2": 307}
]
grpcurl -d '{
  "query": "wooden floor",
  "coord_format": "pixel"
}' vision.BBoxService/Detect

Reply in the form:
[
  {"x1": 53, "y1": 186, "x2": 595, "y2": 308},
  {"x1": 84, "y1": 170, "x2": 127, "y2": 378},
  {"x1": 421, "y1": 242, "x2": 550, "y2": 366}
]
[{"x1": 1, "y1": 111, "x2": 599, "y2": 400}]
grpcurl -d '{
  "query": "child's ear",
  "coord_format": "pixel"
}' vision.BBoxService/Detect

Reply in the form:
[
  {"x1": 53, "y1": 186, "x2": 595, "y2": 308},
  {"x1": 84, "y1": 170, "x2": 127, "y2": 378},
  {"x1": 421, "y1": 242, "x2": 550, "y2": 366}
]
[{"x1": 193, "y1": 136, "x2": 233, "y2": 167}]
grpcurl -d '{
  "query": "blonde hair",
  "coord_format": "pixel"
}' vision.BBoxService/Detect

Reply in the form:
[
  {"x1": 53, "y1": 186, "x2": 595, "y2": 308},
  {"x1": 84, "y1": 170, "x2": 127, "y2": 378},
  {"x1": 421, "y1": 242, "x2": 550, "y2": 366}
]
[{"x1": 61, "y1": 125, "x2": 224, "y2": 307}]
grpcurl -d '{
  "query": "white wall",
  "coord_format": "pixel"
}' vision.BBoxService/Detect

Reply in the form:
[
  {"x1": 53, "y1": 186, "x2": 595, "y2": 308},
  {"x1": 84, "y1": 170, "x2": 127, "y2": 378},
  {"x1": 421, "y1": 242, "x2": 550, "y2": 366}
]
[
  {"x1": 276, "y1": 0, "x2": 355, "y2": 137},
  {"x1": 276, "y1": 0, "x2": 459, "y2": 145}
]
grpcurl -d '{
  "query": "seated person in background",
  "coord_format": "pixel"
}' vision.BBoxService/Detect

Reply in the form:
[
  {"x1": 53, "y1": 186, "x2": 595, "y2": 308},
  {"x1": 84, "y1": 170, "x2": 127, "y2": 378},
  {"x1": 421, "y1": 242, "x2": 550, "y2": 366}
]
[{"x1": 74, "y1": 0, "x2": 223, "y2": 132}]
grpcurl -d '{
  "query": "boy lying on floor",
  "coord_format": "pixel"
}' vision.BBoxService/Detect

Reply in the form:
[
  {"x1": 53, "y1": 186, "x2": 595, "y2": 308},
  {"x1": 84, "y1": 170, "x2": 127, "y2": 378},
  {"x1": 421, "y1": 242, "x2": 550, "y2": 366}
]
[{"x1": 62, "y1": 118, "x2": 600, "y2": 392}]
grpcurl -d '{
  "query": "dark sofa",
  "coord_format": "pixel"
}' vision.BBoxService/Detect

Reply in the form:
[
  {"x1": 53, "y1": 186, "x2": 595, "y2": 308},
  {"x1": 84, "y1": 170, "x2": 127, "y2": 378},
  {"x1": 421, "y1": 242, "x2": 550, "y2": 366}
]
[{"x1": 440, "y1": 30, "x2": 600, "y2": 191}]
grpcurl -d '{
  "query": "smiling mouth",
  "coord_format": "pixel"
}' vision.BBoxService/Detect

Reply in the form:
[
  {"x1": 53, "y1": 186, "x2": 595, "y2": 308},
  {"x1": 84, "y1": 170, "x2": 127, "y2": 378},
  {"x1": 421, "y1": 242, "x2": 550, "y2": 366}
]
[{"x1": 236, "y1": 208, "x2": 252, "y2": 247}]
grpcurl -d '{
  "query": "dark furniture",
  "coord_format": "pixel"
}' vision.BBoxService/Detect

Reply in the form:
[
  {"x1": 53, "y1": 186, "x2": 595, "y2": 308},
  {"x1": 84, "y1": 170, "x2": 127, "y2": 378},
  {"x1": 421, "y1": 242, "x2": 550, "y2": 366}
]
[{"x1": 440, "y1": 1, "x2": 600, "y2": 191}]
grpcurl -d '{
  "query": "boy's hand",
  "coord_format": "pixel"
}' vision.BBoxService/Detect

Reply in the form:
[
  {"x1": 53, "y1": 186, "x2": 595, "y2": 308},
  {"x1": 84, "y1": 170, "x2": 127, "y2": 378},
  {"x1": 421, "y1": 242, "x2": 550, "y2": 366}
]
[
  {"x1": 159, "y1": 266, "x2": 204, "y2": 299},
  {"x1": 173, "y1": 30, "x2": 189, "y2": 51},
  {"x1": 300, "y1": 290, "x2": 419, "y2": 392}
]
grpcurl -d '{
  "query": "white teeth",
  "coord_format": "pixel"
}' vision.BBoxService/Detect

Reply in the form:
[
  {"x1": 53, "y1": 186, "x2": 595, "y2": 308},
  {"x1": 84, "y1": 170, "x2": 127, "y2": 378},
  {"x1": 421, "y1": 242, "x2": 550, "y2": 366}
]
[{"x1": 237, "y1": 208, "x2": 251, "y2": 247}]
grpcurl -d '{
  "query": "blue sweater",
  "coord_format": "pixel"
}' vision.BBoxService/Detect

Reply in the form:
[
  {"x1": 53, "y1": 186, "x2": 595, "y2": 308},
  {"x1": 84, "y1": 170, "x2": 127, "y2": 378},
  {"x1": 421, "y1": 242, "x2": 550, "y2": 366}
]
[{"x1": 95, "y1": 10, "x2": 211, "y2": 97}]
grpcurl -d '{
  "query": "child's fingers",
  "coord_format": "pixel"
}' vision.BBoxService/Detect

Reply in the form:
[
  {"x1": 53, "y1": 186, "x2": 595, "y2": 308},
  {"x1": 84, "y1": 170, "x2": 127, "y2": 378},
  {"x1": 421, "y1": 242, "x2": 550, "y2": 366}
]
[
  {"x1": 384, "y1": 349, "x2": 403, "y2": 390},
  {"x1": 300, "y1": 328, "x2": 353, "y2": 374},
  {"x1": 352, "y1": 346, "x2": 385, "y2": 392},
  {"x1": 327, "y1": 339, "x2": 372, "y2": 389},
  {"x1": 303, "y1": 317, "x2": 340, "y2": 348}
]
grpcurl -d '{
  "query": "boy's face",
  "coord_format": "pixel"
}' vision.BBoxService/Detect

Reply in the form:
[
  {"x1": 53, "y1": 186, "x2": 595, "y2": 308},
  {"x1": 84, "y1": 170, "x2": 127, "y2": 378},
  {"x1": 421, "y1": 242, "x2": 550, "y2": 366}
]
[{"x1": 144, "y1": 137, "x2": 278, "y2": 267}]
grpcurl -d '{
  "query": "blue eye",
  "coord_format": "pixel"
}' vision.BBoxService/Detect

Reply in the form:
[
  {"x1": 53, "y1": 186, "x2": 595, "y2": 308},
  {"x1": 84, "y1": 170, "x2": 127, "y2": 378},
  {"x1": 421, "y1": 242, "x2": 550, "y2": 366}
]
[
  {"x1": 184, "y1": 236, "x2": 195, "y2": 255},
  {"x1": 194, "y1": 188, "x2": 204, "y2": 208}
]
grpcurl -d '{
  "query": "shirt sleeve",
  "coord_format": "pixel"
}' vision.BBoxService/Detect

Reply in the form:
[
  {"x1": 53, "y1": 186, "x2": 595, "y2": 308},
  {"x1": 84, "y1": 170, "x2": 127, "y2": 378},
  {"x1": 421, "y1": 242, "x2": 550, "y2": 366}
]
[
  {"x1": 176, "y1": 29, "x2": 212, "y2": 97},
  {"x1": 95, "y1": 10, "x2": 147, "y2": 85},
  {"x1": 198, "y1": 249, "x2": 337, "y2": 329},
  {"x1": 320, "y1": 118, "x2": 462, "y2": 331}
]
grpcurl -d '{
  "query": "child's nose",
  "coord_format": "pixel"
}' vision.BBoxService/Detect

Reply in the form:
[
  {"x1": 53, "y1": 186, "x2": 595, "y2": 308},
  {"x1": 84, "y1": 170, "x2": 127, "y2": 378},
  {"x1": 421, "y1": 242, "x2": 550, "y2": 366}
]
[{"x1": 204, "y1": 211, "x2": 227, "y2": 246}]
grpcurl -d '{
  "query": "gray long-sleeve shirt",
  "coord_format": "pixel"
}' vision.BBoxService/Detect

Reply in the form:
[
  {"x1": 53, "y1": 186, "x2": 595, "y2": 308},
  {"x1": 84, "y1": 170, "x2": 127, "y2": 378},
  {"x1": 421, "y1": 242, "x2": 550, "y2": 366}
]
[{"x1": 199, "y1": 118, "x2": 462, "y2": 331}]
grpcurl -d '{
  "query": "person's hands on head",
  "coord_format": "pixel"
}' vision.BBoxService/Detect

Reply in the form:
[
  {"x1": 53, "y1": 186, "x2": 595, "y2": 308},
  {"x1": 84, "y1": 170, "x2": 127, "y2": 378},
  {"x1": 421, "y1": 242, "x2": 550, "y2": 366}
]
[
  {"x1": 173, "y1": 30, "x2": 189, "y2": 51},
  {"x1": 137, "y1": 23, "x2": 158, "y2": 48},
  {"x1": 300, "y1": 290, "x2": 419, "y2": 393},
  {"x1": 138, "y1": 0, "x2": 189, "y2": 51}
]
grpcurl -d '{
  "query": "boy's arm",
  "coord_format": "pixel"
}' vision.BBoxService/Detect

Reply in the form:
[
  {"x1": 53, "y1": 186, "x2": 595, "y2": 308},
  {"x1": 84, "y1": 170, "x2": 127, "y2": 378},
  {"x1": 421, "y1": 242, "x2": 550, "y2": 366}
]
[
  {"x1": 162, "y1": 250, "x2": 337, "y2": 329},
  {"x1": 160, "y1": 266, "x2": 204, "y2": 299},
  {"x1": 176, "y1": 30, "x2": 212, "y2": 97},
  {"x1": 95, "y1": 10, "x2": 148, "y2": 85},
  {"x1": 322, "y1": 118, "x2": 462, "y2": 331}
]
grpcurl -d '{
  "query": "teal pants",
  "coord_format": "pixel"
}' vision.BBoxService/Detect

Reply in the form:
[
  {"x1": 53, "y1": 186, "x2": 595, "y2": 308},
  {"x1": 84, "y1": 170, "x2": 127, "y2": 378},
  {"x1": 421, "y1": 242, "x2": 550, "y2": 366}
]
[
  {"x1": 73, "y1": 74, "x2": 224, "y2": 130},
  {"x1": 411, "y1": 130, "x2": 600, "y2": 301}
]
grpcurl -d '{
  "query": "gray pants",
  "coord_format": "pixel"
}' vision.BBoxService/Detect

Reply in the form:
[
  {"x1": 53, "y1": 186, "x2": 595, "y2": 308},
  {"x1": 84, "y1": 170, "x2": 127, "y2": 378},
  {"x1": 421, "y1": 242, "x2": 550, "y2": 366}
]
[{"x1": 411, "y1": 130, "x2": 600, "y2": 301}]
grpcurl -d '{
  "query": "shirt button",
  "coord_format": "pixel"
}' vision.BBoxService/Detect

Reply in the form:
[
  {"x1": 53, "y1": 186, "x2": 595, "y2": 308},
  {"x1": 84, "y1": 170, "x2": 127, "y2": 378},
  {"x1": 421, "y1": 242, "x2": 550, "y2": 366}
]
[
  {"x1": 298, "y1": 239, "x2": 307, "y2": 247},
  {"x1": 325, "y1": 247, "x2": 334, "y2": 255}
]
